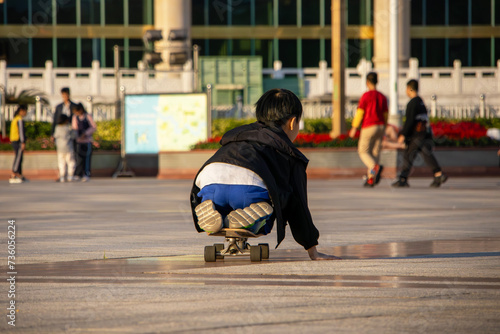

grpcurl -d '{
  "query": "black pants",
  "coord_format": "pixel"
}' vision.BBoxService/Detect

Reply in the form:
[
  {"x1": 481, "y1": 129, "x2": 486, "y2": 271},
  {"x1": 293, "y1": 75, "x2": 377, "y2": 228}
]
[
  {"x1": 75, "y1": 142, "x2": 92, "y2": 177},
  {"x1": 400, "y1": 133, "x2": 441, "y2": 179},
  {"x1": 11, "y1": 141, "x2": 23, "y2": 175}
]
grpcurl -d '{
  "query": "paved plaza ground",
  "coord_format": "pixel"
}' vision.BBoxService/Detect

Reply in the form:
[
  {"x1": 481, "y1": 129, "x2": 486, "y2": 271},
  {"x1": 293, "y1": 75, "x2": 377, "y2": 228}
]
[{"x1": 0, "y1": 177, "x2": 499, "y2": 333}]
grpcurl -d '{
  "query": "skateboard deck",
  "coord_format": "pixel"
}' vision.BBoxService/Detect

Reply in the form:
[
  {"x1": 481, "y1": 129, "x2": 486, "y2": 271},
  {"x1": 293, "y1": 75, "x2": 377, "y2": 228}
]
[{"x1": 209, "y1": 228, "x2": 260, "y2": 238}]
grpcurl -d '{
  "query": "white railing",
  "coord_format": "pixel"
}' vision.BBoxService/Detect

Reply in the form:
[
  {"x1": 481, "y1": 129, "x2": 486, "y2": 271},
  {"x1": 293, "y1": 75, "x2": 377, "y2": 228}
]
[
  {"x1": 0, "y1": 59, "x2": 194, "y2": 106},
  {"x1": 263, "y1": 58, "x2": 500, "y2": 100}
]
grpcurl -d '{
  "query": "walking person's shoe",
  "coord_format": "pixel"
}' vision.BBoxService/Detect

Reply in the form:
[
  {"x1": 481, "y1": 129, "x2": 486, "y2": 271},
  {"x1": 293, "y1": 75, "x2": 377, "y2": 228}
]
[
  {"x1": 82, "y1": 176, "x2": 90, "y2": 182},
  {"x1": 59, "y1": 177, "x2": 66, "y2": 183},
  {"x1": 8, "y1": 176, "x2": 23, "y2": 184},
  {"x1": 227, "y1": 202, "x2": 273, "y2": 234},
  {"x1": 363, "y1": 177, "x2": 375, "y2": 188},
  {"x1": 430, "y1": 174, "x2": 448, "y2": 188},
  {"x1": 374, "y1": 165, "x2": 384, "y2": 185},
  {"x1": 392, "y1": 178, "x2": 410, "y2": 188},
  {"x1": 195, "y1": 200, "x2": 223, "y2": 234}
]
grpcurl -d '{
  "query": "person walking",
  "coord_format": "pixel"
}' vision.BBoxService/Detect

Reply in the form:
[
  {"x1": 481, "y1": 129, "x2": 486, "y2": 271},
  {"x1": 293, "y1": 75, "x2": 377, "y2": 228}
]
[
  {"x1": 9, "y1": 105, "x2": 28, "y2": 184},
  {"x1": 349, "y1": 72, "x2": 388, "y2": 187},
  {"x1": 71, "y1": 103, "x2": 96, "y2": 182},
  {"x1": 392, "y1": 79, "x2": 448, "y2": 188}
]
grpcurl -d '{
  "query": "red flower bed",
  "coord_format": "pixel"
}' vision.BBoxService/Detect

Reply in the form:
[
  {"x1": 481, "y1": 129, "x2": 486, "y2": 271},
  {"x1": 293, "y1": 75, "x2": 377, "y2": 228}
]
[
  {"x1": 0, "y1": 135, "x2": 10, "y2": 144},
  {"x1": 431, "y1": 121, "x2": 487, "y2": 140}
]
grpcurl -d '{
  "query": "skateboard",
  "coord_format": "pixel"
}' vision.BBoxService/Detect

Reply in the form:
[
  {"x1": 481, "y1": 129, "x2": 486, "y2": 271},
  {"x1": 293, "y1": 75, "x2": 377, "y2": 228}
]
[{"x1": 203, "y1": 228, "x2": 270, "y2": 262}]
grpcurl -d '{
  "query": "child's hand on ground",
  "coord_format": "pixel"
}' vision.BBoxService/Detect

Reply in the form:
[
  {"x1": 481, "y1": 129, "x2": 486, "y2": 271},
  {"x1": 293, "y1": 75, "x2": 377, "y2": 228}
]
[{"x1": 307, "y1": 246, "x2": 342, "y2": 260}]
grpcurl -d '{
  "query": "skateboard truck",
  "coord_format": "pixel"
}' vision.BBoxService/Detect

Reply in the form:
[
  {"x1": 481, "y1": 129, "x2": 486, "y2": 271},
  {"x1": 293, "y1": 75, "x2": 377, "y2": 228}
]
[{"x1": 203, "y1": 228, "x2": 269, "y2": 262}]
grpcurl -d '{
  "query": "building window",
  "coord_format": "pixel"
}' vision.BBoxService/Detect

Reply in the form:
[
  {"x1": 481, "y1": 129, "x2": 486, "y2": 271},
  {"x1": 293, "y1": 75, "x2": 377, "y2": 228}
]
[
  {"x1": 411, "y1": 39, "x2": 423, "y2": 64},
  {"x1": 278, "y1": 39, "x2": 297, "y2": 67},
  {"x1": 129, "y1": 39, "x2": 144, "y2": 68},
  {"x1": 448, "y1": 38, "x2": 468, "y2": 66},
  {"x1": 32, "y1": 39, "x2": 53, "y2": 67},
  {"x1": 32, "y1": 1, "x2": 53, "y2": 25},
  {"x1": 471, "y1": 39, "x2": 490, "y2": 66},
  {"x1": 129, "y1": 1, "x2": 149, "y2": 25},
  {"x1": 302, "y1": 39, "x2": 320, "y2": 67},
  {"x1": 426, "y1": 39, "x2": 445, "y2": 66},
  {"x1": 411, "y1": 0, "x2": 423, "y2": 25},
  {"x1": 208, "y1": 39, "x2": 229, "y2": 56},
  {"x1": 105, "y1": 39, "x2": 124, "y2": 67},
  {"x1": 426, "y1": 1, "x2": 445, "y2": 25},
  {"x1": 254, "y1": 39, "x2": 273, "y2": 67},
  {"x1": 449, "y1": 0, "x2": 469, "y2": 25},
  {"x1": 232, "y1": 0, "x2": 251, "y2": 25},
  {"x1": 279, "y1": 0, "x2": 297, "y2": 25},
  {"x1": 192, "y1": 0, "x2": 205, "y2": 25},
  {"x1": 106, "y1": 0, "x2": 124, "y2": 25},
  {"x1": 496, "y1": 1, "x2": 500, "y2": 26},
  {"x1": 6, "y1": 0, "x2": 29, "y2": 24},
  {"x1": 209, "y1": 0, "x2": 228, "y2": 25},
  {"x1": 255, "y1": 0, "x2": 273, "y2": 25},
  {"x1": 58, "y1": 39, "x2": 77, "y2": 67},
  {"x1": 57, "y1": 2, "x2": 77, "y2": 25},
  {"x1": 325, "y1": 0, "x2": 332, "y2": 25},
  {"x1": 233, "y1": 39, "x2": 252, "y2": 55},
  {"x1": 302, "y1": 1, "x2": 319, "y2": 25},
  {"x1": 347, "y1": 0, "x2": 361, "y2": 25},
  {"x1": 81, "y1": 0, "x2": 101, "y2": 25},
  {"x1": 81, "y1": 39, "x2": 94, "y2": 67},
  {"x1": 0, "y1": 38, "x2": 29, "y2": 66},
  {"x1": 471, "y1": 0, "x2": 491, "y2": 25}
]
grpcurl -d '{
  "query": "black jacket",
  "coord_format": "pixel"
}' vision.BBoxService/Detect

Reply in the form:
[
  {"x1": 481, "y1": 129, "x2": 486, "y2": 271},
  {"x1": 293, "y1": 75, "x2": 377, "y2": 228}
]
[
  {"x1": 51, "y1": 101, "x2": 77, "y2": 136},
  {"x1": 399, "y1": 96, "x2": 429, "y2": 140},
  {"x1": 190, "y1": 122, "x2": 320, "y2": 250}
]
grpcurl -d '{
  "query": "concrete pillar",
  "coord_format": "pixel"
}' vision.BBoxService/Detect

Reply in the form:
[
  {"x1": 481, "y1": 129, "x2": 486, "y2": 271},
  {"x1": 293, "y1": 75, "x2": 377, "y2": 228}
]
[
  {"x1": 272, "y1": 60, "x2": 284, "y2": 79},
  {"x1": 91, "y1": 60, "x2": 100, "y2": 96},
  {"x1": 453, "y1": 60, "x2": 462, "y2": 94},
  {"x1": 154, "y1": 0, "x2": 191, "y2": 71},
  {"x1": 44, "y1": 60, "x2": 54, "y2": 96},
  {"x1": 408, "y1": 58, "x2": 419, "y2": 80},
  {"x1": 373, "y1": 0, "x2": 410, "y2": 69},
  {"x1": 0, "y1": 60, "x2": 6, "y2": 88}
]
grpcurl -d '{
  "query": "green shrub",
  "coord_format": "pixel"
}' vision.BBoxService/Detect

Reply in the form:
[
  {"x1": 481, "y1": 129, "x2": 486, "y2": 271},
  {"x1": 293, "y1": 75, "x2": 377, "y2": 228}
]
[
  {"x1": 211, "y1": 118, "x2": 256, "y2": 138},
  {"x1": 95, "y1": 120, "x2": 121, "y2": 141}
]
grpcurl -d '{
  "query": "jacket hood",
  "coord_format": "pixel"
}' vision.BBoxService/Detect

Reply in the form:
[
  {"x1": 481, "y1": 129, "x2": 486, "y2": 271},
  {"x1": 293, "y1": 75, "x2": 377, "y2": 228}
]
[{"x1": 220, "y1": 122, "x2": 309, "y2": 164}]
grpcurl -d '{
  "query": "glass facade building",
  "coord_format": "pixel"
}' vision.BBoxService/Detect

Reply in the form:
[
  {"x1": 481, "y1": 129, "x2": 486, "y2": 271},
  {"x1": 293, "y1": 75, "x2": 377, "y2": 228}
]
[{"x1": 0, "y1": 0, "x2": 499, "y2": 68}]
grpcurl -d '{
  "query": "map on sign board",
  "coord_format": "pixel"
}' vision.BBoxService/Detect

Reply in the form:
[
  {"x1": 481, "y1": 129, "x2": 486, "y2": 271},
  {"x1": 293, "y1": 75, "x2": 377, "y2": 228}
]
[{"x1": 124, "y1": 93, "x2": 208, "y2": 154}]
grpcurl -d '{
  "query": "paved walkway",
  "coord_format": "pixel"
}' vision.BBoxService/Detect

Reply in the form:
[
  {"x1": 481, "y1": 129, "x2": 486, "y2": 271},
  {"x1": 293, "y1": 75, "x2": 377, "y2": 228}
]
[{"x1": 0, "y1": 178, "x2": 499, "y2": 333}]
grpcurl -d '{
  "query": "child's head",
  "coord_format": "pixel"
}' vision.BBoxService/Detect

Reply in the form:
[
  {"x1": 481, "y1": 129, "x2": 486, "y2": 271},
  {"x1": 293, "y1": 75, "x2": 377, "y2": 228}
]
[
  {"x1": 255, "y1": 89, "x2": 302, "y2": 141},
  {"x1": 14, "y1": 105, "x2": 28, "y2": 118},
  {"x1": 71, "y1": 102, "x2": 86, "y2": 116},
  {"x1": 57, "y1": 114, "x2": 70, "y2": 125}
]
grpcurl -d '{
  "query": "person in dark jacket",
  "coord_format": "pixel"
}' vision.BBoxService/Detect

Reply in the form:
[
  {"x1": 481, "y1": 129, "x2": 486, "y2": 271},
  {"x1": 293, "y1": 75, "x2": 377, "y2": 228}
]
[
  {"x1": 190, "y1": 89, "x2": 341, "y2": 260},
  {"x1": 392, "y1": 80, "x2": 448, "y2": 188},
  {"x1": 51, "y1": 87, "x2": 77, "y2": 138}
]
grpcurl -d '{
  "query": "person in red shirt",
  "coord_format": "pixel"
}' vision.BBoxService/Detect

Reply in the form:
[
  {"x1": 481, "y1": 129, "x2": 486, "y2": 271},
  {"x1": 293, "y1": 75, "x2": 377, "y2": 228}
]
[{"x1": 349, "y1": 72, "x2": 388, "y2": 187}]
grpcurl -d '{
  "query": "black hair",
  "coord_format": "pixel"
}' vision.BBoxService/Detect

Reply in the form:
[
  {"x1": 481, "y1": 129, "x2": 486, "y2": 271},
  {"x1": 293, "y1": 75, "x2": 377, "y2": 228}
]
[
  {"x1": 61, "y1": 87, "x2": 70, "y2": 94},
  {"x1": 407, "y1": 79, "x2": 419, "y2": 92},
  {"x1": 57, "y1": 114, "x2": 69, "y2": 125},
  {"x1": 71, "y1": 102, "x2": 86, "y2": 114},
  {"x1": 255, "y1": 88, "x2": 302, "y2": 127},
  {"x1": 13, "y1": 104, "x2": 27, "y2": 116},
  {"x1": 367, "y1": 72, "x2": 378, "y2": 85}
]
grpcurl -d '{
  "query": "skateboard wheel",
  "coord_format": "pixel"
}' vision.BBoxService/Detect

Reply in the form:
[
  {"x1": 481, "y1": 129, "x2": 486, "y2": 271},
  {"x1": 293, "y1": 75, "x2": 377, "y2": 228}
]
[
  {"x1": 258, "y1": 243, "x2": 269, "y2": 259},
  {"x1": 214, "y1": 243, "x2": 224, "y2": 259},
  {"x1": 204, "y1": 245, "x2": 217, "y2": 262},
  {"x1": 250, "y1": 245, "x2": 262, "y2": 262}
]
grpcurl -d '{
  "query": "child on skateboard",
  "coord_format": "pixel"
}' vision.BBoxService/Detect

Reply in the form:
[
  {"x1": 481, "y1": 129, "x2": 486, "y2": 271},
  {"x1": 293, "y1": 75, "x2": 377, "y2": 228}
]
[{"x1": 190, "y1": 89, "x2": 340, "y2": 260}]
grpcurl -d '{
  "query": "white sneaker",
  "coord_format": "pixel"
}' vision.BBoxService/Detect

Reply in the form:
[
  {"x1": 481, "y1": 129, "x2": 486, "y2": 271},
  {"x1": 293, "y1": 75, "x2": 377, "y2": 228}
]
[
  {"x1": 59, "y1": 177, "x2": 66, "y2": 183},
  {"x1": 9, "y1": 176, "x2": 23, "y2": 184},
  {"x1": 195, "y1": 200, "x2": 223, "y2": 234},
  {"x1": 227, "y1": 202, "x2": 273, "y2": 233},
  {"x1": 82, "y1": 176, "x2": 90, "y2": 182}
]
